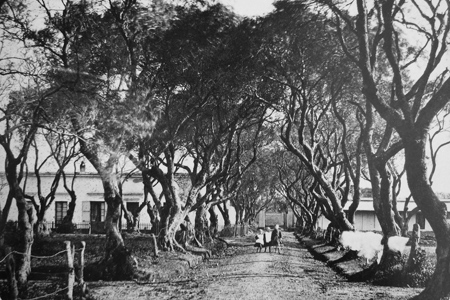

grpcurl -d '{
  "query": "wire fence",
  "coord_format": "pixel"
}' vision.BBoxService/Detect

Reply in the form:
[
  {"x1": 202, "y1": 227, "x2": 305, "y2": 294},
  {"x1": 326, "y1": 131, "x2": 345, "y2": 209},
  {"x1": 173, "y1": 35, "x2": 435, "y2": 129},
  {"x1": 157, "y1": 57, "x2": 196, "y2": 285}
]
[{"x1": 0, "y1": 241, "x2": 87, "y2": 300}]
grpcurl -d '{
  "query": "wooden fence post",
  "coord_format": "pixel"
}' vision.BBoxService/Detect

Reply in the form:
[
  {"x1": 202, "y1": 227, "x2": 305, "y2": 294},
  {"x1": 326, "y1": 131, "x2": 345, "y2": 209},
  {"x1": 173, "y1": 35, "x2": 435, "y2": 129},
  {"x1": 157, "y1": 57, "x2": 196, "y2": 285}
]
[
  {"x1": 151, "y1": 234, "x2": 159, "y2": 257},
  {"x1": 65, "y1": 241, "x2": 74, "y2": 300},
  {"x1": 405, "y1": 223, "x2": 421, "y2": 271},
  {"x1": 78, "y1": 241, "x2": 86, "y2": 296}
]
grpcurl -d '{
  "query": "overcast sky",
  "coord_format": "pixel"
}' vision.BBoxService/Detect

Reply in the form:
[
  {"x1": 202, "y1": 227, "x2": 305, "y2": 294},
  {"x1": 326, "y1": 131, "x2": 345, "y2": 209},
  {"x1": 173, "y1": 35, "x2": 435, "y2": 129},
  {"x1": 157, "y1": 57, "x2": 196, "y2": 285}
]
[{"x1": 218, "y1": 0, "x2": 275, "y2": 17}]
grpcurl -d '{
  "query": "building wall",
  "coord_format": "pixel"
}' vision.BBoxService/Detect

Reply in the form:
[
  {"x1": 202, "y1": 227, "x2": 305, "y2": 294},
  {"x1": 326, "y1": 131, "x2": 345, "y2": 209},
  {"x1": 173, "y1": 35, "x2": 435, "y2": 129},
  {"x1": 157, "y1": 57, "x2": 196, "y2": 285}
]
[
  {"x1": 0, "y1": 173, "x2": 238, "y2": 229},
  {"x1": 256, "y1": 209, "x2": 296, "y2": 229},
  {"x1": 1, "y1": 173, "x2": 151, "y2": 226},
  {"x1": 317, "y1": 211, "x2": 423, "y2": 232}
]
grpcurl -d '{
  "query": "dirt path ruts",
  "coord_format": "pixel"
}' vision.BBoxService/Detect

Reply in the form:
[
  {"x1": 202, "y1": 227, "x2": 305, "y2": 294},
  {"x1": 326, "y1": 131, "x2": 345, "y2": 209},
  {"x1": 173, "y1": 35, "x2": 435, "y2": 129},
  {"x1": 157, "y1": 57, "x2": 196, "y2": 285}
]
[{"x1": 88, "y1": 232, "x2": 422, "y2": 300}]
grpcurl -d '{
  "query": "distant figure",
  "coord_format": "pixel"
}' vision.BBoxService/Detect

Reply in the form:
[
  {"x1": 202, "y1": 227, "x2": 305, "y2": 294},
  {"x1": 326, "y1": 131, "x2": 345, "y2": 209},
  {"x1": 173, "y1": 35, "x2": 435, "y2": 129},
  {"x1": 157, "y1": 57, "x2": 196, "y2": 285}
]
[
  {"x1": 254, "y1": 229, "x2": 264, "y2": 252},
  {"x1": 263, "y1": 227, "x2": 273, "y2": 252},
  {"x1": 271, "y1": 224, "x2": 282, "y2": 254}
]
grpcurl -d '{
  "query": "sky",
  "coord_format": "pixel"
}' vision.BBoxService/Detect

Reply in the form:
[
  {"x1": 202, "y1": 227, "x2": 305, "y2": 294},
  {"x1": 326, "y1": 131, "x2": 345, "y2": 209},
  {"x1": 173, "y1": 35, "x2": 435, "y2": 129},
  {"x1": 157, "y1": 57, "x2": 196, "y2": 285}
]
[{"x1": 218, "y1": 0, "x2": 275, "y2": 17}]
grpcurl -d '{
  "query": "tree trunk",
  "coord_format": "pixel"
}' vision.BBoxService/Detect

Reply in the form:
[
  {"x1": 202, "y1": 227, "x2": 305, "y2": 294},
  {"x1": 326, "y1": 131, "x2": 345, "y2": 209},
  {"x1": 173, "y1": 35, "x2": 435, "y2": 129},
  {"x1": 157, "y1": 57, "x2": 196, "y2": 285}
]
[
  {"x1": 158, "y1": 201, "x2": 172, "y2": 249},
  {"x1": 309, "y1": 204, "x2": 320, "y2": 234},
  {"x1": 15, "y1": 199, "x2": 34, "y2": 290},
  {"x1": 373, "y1": 161, "x2": 401, "y2": 238},
  {"x1": 5, "y1": 163, "x2": 34, "y2": 290},
  {"x1": 58, "y1": 191, "x2": 77, "y2": 233},
  {"x1": 401, "y1": 206, "x2": 419, "y2": 237},
  {"x1": 195, "y1": 204, "x2": 209, "y2": 244},
  {"x1": 163, "y1": 206, "x2": 189, "y2": 251},
  {"x1": 121, "y1": 203, "x2": 136, "y2": 233},
  {"x1": 235, "y1": 208, "x2": 242, "y2": 225},
  {"x1": 209, "y1": 206, "x2": 219, "y2": 237},
  {"x1": 34, "y1": 220, "x2": 49, "y2": 238},
  {"x1": 162, "y1": 186, "x2": 203, "y2": 252},
  {"x1": 347, "y1": 187, "x2": 360, "y2": 225},
  {"x1": 72, "y1": 110, "x2": 135, "y2": 279},
  {"x1": 362, "y1": 101, "x2": 402, "y2": 273},
  {"x1": 131, "y1": 200, "x2": 150, "y2": 233},
  {"x1": 33, "y1": 201, "x2": 50, "y2": 238},
  {"x1": 0, "y1": 190, "x2": 14, "y2": 249},
  {"x1": 97, "y1": 179, "x2": 135, "y2": 280},
  {"x1": 364, "y1": 155, "x2": 402, "y2": 275},
  {"x1": 403, "y1": 133, "x2": 450, "y2": 300},
  {"x1": 147, "y1": 203, "x2": 160, "y2": 235},
  {"x1": 217, "y1": 202, "x2": 231, "y2": 226}
]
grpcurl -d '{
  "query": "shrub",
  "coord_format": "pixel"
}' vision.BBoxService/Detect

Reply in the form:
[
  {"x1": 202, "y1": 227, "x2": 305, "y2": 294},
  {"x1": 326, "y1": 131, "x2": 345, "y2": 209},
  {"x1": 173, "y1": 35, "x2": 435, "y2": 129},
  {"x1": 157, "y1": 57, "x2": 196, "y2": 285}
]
[
  {"x1": 219, "y1": 225, "x2": 235, "y2": 237},
  {"x1": 55, "y1": 222, "x2": 76, "y2": 234},
  {"x1": 371, "y1": 249, "x2": 435, "y2": 288},
  {"x1": 402, "y1": 249, "x2": 434, "y2": 287},
  {"x1": 371, "y1": 252, "x2": 404, "y2": 286}
]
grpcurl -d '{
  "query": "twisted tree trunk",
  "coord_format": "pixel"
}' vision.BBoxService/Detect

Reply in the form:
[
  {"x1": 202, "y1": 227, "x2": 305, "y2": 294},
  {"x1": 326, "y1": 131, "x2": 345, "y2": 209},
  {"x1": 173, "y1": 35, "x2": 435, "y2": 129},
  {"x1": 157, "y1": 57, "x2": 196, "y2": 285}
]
[
  {"x1": 217, "y1": 202, "x2": 231, "y2": 227},
  {"x1": 209, "y1": 206, "x2": 219, "y2": 237},
  {"x1": 59, "y1": 190, "x2": 77, "y2": 233},
  {"x1": 403, "y1": 132, "x2": 450, "y2": 299},
  {"x1": 95, "y1": 176, "x2": 136, "y2": 280},
  {"x1": 4, "y1": 162, "x2": 34, "y2": 291},
  {"x1": 195, "y1": 204, "x2": 209, "y2": 244}
]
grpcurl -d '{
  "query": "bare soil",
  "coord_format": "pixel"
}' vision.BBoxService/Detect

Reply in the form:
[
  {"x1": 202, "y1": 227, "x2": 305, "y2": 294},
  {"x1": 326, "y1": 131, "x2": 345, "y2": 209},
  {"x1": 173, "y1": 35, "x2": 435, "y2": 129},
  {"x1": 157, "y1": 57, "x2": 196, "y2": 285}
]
[{"x1": 87, "y1": 232, "x2": 422, "y2": 300}]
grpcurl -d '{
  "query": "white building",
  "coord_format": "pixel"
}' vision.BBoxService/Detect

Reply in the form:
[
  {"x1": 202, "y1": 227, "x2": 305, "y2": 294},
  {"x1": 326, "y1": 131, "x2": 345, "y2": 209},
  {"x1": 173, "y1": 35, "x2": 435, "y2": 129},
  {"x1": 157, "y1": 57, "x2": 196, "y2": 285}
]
[
  {"x1": 4, "y1": 172, "x2": 447, "y2": 233},
  {"x1": 0, "y1": 171, "x2": 238, "y2": 232},
  {"x1": 316, "y1": 196, "x2": 450, "y2": 232}
]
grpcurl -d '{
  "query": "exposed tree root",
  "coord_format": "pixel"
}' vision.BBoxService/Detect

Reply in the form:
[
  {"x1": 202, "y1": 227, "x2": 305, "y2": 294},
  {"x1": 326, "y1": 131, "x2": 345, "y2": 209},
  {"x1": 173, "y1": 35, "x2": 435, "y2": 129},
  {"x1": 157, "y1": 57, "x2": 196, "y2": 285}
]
[
  {"x1": 185, "y1": 243, "x2": 211, "y2": 260},
  {"x1": 328, "y1": 250, "x2": 358, "y2": 266},
  {"x1": 85, "y1": 245, "x2": 137, "y2": 281},
  {"x1": 213, "y1": 236, "x2": 229, "y2": 248},
  {"x1": 348, "y1": 250, "x2": 403, "y2": 284}
]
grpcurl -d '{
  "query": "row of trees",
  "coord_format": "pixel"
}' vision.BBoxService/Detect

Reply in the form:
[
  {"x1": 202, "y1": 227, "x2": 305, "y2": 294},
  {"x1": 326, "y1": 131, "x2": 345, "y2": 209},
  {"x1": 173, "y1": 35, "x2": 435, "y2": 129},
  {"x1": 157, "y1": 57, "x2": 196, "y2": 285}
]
[
  {"x1": 1, "y1": 0, "x2": 450, "y2": 299},
  {"x1": 0, "y1": 0, "x2": 282, "y2": 289}
]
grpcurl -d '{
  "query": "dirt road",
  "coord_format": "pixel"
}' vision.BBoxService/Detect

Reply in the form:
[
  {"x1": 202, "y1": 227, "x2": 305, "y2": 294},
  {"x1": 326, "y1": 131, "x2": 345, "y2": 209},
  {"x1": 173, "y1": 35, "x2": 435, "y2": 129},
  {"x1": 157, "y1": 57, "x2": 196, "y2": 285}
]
[{"x1": 88, "y1": 232, "x2": 422, "y2": 300}]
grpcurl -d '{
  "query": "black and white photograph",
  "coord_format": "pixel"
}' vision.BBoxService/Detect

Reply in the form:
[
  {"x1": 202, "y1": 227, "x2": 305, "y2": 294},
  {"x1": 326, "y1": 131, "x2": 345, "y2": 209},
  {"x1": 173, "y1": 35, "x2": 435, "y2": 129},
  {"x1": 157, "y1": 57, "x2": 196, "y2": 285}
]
[{"x1": 0, "y1": 0, "x2": 449, "y2": 299}]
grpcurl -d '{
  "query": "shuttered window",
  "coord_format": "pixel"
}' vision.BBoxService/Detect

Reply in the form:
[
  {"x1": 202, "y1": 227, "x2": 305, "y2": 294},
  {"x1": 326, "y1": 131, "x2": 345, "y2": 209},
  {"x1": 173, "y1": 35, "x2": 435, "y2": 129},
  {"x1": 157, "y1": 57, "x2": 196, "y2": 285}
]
[{"x1": 90, "y1": 202, "x2": 105, "y2": 222}]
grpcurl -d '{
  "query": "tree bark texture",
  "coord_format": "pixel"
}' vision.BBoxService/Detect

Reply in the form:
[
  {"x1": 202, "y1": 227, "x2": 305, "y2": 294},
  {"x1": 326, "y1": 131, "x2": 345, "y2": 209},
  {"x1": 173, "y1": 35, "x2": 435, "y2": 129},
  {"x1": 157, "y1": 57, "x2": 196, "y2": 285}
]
[
  {"x1": 195, "y1": 204, "x2": 210, "y2": 244},
  {"x1": 6, "y1": 170, "x2": 34, "y2": 288},
  {"x1": 403, "y1": 133, "x2": 450, "y2": 299},
  {"x1": 217, "y1": 202, "x2": 231, "y2": 227},
  {"x1": 90, "y1": 179, "x2": 135, "y2": 280},
  {"x1": 0, "y1": 190, "x2": 14, "y2": 248},
  {"x1": 58, "y1": 191, "x2": 77, "y2": 233}
]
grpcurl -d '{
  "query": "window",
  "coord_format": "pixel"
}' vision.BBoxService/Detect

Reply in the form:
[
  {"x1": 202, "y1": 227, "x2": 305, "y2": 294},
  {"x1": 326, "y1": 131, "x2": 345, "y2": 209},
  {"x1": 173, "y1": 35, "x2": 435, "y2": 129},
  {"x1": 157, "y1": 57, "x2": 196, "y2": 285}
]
[
  {"x1": 90, "y1": 202, "x2": 105, "y2": 223},
  {"x1": 55, "y1": 202, "x2": 68, "y2": 225}
]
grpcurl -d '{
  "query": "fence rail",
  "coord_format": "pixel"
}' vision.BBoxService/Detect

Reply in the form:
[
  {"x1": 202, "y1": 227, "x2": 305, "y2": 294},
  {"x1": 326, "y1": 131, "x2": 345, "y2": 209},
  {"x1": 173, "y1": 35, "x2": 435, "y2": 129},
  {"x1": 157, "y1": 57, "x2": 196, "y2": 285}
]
[{"x1": 0, "y1": 241, "x2": 86, "y2": 300}]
